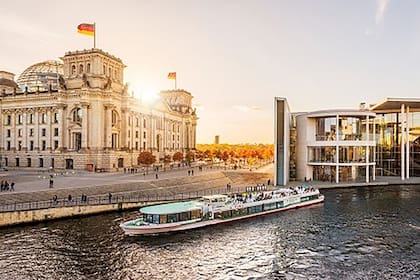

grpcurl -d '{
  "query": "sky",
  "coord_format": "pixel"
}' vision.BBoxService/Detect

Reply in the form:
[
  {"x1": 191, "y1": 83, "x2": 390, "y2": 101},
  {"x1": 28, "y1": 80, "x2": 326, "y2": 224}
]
[{"x1": 1, "y1": 0, "x2": 420, "y2": 144}]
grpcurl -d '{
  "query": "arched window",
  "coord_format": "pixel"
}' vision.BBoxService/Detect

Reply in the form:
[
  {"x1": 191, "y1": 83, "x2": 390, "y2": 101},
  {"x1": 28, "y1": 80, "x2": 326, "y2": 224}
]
[
  {"x1": 72, "y1": 108, "x2": 82, "y2": 122},
  {"x1": 103, "y1": 65, "x2": 106, "y2": 75},
  {"x1": 79, "y1": 64, "x2": 84, "y2": 74},
  {"x1": 87, "y1": 63, "x2": 91, "y2": 73},
  {"x1": 71, "y1": 65, "x2": 76, "y2": 75},
  {"x1": 109, "y1": 67, "x2": 112, "y2": 77},
  {"x1": 114, "y1": 69, "x2": 117, "y2": 80}
]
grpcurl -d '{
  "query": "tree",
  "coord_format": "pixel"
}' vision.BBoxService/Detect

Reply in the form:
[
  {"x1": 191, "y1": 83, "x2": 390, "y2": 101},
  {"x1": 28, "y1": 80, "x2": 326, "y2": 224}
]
[
  {"x1": 172, "y1": 151, "x2": 183, "y2": 162},
  {"x1": 163, "y1": 154, "x2": 172, "y2": 165},
  {"x1": 137, "y1": 151, "x2": 156, "y2": 165},
  {"x1": 185, "y1": 151, "x2": 195, "y2": 163}
]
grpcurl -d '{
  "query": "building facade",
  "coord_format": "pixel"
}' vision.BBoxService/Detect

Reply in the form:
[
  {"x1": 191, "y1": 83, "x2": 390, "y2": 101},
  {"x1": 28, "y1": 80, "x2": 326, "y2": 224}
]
[
  {"x1": 295, "y1": 110, "x2": 376, "y2": 183},
  {"x1": 0, "y1": 49, "x2": 197, "y2": 171},
  {"x1": 275, "y1": 97, "x2": 420, "y2": 185}
]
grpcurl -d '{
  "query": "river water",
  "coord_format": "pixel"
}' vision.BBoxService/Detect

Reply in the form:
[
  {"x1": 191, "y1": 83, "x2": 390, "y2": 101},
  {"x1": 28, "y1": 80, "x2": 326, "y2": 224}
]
[{"x1": 0, "y1": 185, "x2": 419, "y2": 280}]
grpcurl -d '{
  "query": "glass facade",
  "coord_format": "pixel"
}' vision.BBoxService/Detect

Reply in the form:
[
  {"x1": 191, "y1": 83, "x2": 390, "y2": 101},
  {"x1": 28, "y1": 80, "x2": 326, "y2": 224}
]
[
  {"x1": 316, "y1": 117, "x2": 336, "y2": 141},
  {"x1": 375, "y1": 112, "x2": 420, "y2": 177},
  {"x1": 308, "y1": 146, "x2": 336, "y2": 162}
]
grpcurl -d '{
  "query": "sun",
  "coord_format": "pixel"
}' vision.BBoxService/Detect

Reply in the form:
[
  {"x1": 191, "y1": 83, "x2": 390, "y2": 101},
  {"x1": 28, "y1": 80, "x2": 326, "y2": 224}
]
[{"x1": 131, "y1": 84, "x2": 160, "y2": 106}]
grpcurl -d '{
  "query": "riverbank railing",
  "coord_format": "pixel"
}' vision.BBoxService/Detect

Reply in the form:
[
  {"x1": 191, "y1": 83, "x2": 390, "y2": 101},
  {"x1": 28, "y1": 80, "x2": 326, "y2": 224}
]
[{"x1": 0, "y1": 186, "x2": 275, "y2": 213}]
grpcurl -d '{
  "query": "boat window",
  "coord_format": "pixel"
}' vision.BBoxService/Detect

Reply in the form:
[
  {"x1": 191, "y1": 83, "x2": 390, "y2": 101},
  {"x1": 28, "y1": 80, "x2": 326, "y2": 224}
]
[
  {"x1": 167, "y1": 214, "x2": 178, "y2": 223},
  {"x1": 222, "y1": 210, "x2": 232, "y2": 219},
  {"x1": 248, "y1": 206, "x2": 257, "y2": 214},
  {"x1": 179, "y1": 212, "x2": 191, "y2": 221},
  {"x1": 160, "y1": 215, "x2": 167, "y2": 224},
  {"x1": 276, "y1": 201, "x2": 284, "y2": 208},
  {"x1": 232, "y1": 209, "x2": 242, "y2": 217},
  {"x1": 264, "y1": 203, "x2": 277, "y2": 211},
  {"x1": 255, "y1": 205, "x2": 263, "y2": 213},
  {"x1": 145, "y1": 214, "x2": 153, "y2": 223},
  {"x1": 152, "y1": 215, "x2": 160, "y2": 224},
  {"x1": 238, "y1": 208, "x2": 247, "y2": 216},
  {"x1": 191, "y1": 209, "x2": 201, "y2": 220}
]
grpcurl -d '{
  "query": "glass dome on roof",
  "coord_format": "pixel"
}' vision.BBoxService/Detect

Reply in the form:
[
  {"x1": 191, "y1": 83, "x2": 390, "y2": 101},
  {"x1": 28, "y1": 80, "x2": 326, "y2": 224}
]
[{"x1": 17, "y1": 60, "x2": 63, "y2": 92}]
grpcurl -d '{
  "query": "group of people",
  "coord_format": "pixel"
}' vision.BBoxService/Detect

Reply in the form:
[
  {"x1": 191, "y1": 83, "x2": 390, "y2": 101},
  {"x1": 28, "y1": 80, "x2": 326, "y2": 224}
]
[
  {"x1": 1, "y1": 180, "x2": 15, "y2": 192},
  {"x1": 245, "y1": 183, "x2": 268, "y2": 193},
  {"x1": 187, "y1": 169, "x2": 195, "y2": 176}
]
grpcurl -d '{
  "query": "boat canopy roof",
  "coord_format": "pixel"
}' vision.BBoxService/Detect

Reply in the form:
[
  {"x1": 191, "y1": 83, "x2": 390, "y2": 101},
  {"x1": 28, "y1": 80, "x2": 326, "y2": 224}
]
[
  {"x1": 202, "y1": 194, "x2": 228, "y2": 201},
  {"x1": 140, "y1": 200, "x2": 202, "y2": 215}
]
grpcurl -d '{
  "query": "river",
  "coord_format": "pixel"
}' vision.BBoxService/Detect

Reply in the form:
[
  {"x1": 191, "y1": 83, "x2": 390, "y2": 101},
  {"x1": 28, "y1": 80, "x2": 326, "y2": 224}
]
[{"x1": 0, "y1": 185, "x2": 419, "y2": 279}]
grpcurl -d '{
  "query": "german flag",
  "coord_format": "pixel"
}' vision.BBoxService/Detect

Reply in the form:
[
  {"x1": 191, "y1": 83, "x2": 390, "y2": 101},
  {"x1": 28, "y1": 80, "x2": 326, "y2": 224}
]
[
  {"x1": 77, "y1": 23, "x2": 95, "y2": 36},
  {"x1": 167, "y1": 72, "x2": 176, "y2": 80}
]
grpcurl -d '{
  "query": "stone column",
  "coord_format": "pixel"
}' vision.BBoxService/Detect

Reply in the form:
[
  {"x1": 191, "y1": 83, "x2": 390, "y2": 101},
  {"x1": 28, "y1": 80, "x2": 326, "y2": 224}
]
[
  {"x1": 104, "y1": 104, "x2": 113, "y2": 149},
  {"x1": 11, "y1": 111, "x2": 16, "y2": 151},
  {"x1": 34, "y1": 110, "x2": 39, "y2": 151},
  {"x1": 47, "y1": 110, "x2": 51, "y2": 150},
  {"x1": 22, "y1": 111, "x2": 27, "y2": 151},
  {"x1": 81, "y1": 103, "x2": 89, "y2": 149}
]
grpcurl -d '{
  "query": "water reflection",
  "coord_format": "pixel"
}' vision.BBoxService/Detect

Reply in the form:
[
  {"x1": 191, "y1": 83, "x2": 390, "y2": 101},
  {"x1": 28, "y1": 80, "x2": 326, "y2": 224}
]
[{"x1": 0, "y1": 185, "x2": 419, "y2": 279}]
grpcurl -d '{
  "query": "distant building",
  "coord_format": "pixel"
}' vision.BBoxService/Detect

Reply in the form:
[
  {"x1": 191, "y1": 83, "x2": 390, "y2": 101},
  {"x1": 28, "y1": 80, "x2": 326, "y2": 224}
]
[
  {"x1": 275, "y1": 97, "x2": 420, "y2": 186},
  {"x1": 214, "y1": 135, "x2": 220, "y2": 144},
  {"x1": 0, "y1": 48, "x2": 197, "y2": 171}
]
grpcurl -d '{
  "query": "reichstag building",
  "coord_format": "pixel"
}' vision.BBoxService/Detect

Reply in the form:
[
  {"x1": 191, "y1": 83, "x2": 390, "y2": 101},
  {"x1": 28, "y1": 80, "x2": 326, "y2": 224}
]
[{"x1": 0, "y1": 48, "x2": 197, "y2": 171}]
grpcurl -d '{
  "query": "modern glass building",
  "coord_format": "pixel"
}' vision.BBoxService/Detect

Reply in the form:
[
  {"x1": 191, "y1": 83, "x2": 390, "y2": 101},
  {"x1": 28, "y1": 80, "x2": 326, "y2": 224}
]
[
  {"x1": 275, "y1": 97, "x2": 420, "y2": 185},
  {"x1": 371, "y1": 98, "x2": 420, "y2": 178}
]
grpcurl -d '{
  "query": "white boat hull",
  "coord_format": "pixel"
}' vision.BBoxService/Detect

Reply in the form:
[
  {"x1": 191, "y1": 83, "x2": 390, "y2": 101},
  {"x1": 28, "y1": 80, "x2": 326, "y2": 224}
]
[{"x1": 120, "y1": 195, "x2": 324, "y2": 236}]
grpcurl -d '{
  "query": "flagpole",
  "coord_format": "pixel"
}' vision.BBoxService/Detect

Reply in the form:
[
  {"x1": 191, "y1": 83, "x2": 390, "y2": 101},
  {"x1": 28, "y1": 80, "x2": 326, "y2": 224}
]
[
  {"x1": 175, "y1": 78, "x2": 177, "y2": 89},
  {"x1": 94, "y1": 22, "x2": 96, "y2": 48}
]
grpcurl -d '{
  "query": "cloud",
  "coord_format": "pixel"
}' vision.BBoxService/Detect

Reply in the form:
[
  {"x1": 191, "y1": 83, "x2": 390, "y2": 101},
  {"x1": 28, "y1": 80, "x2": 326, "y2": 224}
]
[
  {"x1": 375, "y1": 0, "x2": 390, "y2": 25},
  {"x1": 232, "y1": 105, "x2": 262, "y2": 112}
]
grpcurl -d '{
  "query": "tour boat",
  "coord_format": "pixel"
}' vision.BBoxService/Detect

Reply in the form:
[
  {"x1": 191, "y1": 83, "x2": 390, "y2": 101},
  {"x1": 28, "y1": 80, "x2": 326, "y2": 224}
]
[{"x1": 119, "y1": 186, "x2": 324, "y2": 236}]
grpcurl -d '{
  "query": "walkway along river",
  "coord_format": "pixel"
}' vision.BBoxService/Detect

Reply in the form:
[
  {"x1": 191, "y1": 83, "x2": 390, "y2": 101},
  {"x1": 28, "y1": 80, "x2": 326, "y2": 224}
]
[{"x1": 0, "y1": 184, "x2": 418, "y2": 279}]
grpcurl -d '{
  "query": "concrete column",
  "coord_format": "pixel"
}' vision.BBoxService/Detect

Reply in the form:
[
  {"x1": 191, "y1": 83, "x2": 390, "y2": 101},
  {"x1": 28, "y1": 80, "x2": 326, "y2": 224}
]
[
  {"x1": 366, "y1": 115, "x2": 369, "y2": 183},
  {"x1": 81, "y1": 104, "x2": 89, "y2": 149},
  {"x1": 373, "y1": 117, "x2": 376, "y2": 181},
  {"x1": 406, "y1": 106, "x2": 410, "y2": 179},
  {"x1": 336, "y1": 114, "x2": 339, "y2": 183},
  {"x1": 401, "y1": 104, "x2": 405, "y2": 180}
]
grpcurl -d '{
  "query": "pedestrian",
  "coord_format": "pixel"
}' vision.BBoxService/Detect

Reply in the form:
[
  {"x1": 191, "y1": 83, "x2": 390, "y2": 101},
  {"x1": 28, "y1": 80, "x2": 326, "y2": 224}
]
[
  {"x1": 191, "y1": 169, "x2": 194, "y2": 176},
  {"x1": 68, "y1": 194, "x2": 72, "y2": 203},
  {"x1": 108, "y1": 192, "x2": 112, "y2": 203},
  {"x1": 188, "y1": 170, "x2": 190, "y2": 176},
  {"x1": 155, "y1": 173, "x2": 158, "y2": 179},
  {"x1": 10, "y1": 182, "x2": 14, "y2": 191},
  {"x1": 267, "y1": 179, "x2": 271, "y2": 186},
  {"x1": 53, "y1": 195, "x2": 58, "y2": 204},
  {"x1": 49, "y1": 175, "x2": 54, "y2": 188},
  {"x1": 4, "y1": 181, "x2": 9, "y2": 191}
]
